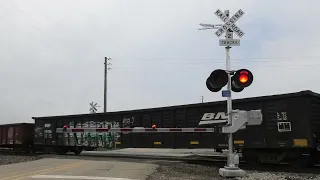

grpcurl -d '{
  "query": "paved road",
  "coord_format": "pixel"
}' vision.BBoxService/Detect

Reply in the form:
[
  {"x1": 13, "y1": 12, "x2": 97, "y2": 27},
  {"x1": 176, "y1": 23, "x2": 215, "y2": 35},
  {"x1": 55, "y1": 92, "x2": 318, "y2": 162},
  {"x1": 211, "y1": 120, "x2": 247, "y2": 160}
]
[
  {"x1": 0, "y1": 157, "x2": 157, "y2": 180},
  {"x1": 1, "y1": 155, "x2": 319, "y2": 180}
]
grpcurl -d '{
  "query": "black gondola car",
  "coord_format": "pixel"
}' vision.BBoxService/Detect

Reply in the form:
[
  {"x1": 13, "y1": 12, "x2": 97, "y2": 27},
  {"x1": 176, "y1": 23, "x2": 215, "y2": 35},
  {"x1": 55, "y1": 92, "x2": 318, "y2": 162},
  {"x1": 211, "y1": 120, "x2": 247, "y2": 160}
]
[{"x1": 32, "y1": 90, "x2": 320, "y2": 167}]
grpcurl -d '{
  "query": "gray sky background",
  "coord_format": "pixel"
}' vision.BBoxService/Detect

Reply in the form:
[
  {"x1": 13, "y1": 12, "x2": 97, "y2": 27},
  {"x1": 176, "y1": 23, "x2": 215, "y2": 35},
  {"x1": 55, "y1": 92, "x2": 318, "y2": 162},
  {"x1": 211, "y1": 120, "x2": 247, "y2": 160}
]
[{"x1": 0, "y1": 0, "x2": 319, "y2": 123}]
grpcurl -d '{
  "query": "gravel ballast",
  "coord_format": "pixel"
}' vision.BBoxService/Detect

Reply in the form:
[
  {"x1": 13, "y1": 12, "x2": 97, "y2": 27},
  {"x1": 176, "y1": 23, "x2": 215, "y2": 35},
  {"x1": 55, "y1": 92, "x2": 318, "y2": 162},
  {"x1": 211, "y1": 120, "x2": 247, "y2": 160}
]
[
  {"x1": 0, "y1": 155, "x2": 41, "y2": 166},
  {"x1": 147, "y1": 163, "x2": 320, "y2": 180}
]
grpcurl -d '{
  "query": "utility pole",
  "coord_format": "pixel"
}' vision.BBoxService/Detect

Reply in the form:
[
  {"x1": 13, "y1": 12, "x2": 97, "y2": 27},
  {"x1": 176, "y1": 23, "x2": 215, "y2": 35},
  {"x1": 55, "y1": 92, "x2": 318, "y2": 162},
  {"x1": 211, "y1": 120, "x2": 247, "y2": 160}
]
[{"x1": 104, "y1": 57, "x2": 112, "y2": 113}]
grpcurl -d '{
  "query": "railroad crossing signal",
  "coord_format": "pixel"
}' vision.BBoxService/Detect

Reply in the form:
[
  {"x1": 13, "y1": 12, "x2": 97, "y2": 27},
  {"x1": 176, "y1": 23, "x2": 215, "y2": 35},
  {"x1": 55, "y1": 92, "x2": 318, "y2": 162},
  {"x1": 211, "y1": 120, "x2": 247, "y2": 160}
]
[
  {"x1": 214, "y1": 9, "x2": 245, "y2": 47},
  {"x1": 89, "y1": 102, "x2": 100, "y2": 113},
  {"x1": 200, "y1": 9, "x2": 248, "y2": 177},
  {"x1": 206, "y1": 69, "x2": 253, "y2": 93},
  {"x1": 214, "y1": 9, "x2": 245, "y2": 38},
  {"x1": 204, "y1": 9, "x2": 252, "y2": 93}
]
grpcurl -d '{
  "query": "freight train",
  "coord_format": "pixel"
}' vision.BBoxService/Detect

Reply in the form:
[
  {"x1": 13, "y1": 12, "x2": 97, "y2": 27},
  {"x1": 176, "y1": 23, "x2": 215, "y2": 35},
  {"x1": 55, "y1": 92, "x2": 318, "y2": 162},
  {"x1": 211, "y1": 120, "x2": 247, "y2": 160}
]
[{"x1": 1, "y1": 90, "x2": 320, "y2": 167}]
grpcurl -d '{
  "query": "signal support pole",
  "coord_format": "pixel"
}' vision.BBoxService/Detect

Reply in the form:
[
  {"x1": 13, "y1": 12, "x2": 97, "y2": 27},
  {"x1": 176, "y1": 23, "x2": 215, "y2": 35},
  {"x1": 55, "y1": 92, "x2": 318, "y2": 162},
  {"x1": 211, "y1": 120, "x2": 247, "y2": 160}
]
[
  {"x1": 226, "y1": 45, "x2": 235, "y2": 168},
  {"x1": 200, "y1": 9, "x2": 246, "y2": 178}
]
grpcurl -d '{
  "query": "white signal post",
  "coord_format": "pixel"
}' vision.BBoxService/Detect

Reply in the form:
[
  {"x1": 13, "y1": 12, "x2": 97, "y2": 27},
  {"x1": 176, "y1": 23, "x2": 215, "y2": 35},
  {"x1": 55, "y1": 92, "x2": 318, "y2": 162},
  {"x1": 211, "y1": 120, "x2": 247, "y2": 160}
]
[{"x1": 199, "y1": 9, "x2": 246, "y2": 178}]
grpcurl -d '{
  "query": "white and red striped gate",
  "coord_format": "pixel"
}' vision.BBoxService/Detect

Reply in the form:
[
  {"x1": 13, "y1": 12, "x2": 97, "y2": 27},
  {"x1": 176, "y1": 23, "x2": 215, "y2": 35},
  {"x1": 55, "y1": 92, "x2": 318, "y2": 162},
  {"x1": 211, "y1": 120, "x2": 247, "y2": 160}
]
[
  {"x1": 56, "y1": 127, "x2": 215, "y2": 133},
  {"x1": 55, "y1": 110, "x2": 262, "y2": 134}
]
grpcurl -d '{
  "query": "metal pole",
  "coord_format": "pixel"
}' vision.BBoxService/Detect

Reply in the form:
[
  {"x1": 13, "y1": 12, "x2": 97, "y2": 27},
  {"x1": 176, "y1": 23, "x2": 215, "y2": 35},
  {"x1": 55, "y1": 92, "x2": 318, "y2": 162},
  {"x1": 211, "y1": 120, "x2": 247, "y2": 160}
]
[
  {"x1": 226, "y1": 46, "x2": 234, "y2": 167},
  {"x1": 104, "y1": 57, "x2": 107, "y2": 113}
]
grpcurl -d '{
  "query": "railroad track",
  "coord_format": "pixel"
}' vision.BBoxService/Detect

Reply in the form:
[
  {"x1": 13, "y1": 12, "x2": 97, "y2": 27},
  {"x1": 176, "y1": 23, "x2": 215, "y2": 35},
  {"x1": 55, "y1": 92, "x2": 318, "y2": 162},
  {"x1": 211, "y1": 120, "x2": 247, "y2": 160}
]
[
  {"x1": 184, "y1": 158, "x2": 320, "y2": 174},
  {"x1": 0, "y1": 148, "x2": 42, "y2": 156}
]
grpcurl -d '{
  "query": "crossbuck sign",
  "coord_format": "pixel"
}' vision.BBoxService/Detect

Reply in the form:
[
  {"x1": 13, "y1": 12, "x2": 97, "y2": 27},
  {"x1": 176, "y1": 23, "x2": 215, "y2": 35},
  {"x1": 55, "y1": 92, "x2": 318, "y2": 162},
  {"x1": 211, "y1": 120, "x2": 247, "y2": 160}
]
[{"x1": 215, "y1": 9, "x2": 245, "y2": 38}]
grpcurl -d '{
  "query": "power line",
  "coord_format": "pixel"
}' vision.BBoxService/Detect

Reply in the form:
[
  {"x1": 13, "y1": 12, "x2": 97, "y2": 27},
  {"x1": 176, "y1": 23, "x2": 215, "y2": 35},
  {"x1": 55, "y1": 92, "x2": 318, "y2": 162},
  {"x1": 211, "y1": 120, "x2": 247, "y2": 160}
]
[
  {"x1": 1, "y1": 2, "x2": 319, "y2": 69},
  {"x1": 92, "y1": 65, "x2": 320, "y2": 73},
  {"x1": 0, "y1": 2, "x2": 71, "y2": 50},
  {"x1": 95, "y1": 61, "x2": 320, "y2": 69},
  {"x1": 1, "y1": 2, "x2": 319, "y2": 65},
  {"x1": 126, "y1": 60, "x2": 320, "y2": 65},
  {"x1": 113, "y1": 56, "x2": 320, "y2": 62},
  {"x1": 107, "y1": 57, "x2": 320, "y2": 67}
]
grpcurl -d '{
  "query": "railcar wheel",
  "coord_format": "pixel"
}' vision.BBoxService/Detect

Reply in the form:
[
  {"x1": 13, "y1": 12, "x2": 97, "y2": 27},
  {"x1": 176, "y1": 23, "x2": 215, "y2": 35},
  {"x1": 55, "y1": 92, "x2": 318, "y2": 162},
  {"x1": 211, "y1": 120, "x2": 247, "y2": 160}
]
[
  {"x1": 290, "y1": 153, "x2": 316, "y2": 168},
  {"x1": 72, "y1": 147, "x2": 82, "y2": 155},
  {"x1": 215, "y1": 148, "x2": 223, "y2": 153},
  {"x1": 55, "y1": 148, "x2": 69, "y2": 155},
  {"x1": 242, "y1": 149, "x2": 260, "y2": 165}
]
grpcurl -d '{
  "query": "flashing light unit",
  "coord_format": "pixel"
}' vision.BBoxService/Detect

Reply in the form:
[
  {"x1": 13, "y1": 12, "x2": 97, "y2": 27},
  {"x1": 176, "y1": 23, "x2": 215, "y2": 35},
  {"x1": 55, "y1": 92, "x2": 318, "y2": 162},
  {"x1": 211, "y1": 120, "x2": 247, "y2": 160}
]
[
  {"x1": 206, "y1": 69, "x2": 253, "y2": 93},
  {"x1": 63, "y1": 125, "x2": 68, "y2": 131}
]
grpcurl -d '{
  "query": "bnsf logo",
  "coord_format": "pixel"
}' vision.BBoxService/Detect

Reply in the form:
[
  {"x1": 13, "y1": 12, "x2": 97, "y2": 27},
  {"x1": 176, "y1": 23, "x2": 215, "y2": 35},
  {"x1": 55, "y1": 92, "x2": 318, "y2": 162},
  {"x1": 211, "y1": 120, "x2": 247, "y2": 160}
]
[{"x1": 199, "y1": 112, "x2": 228, "y2": 125}]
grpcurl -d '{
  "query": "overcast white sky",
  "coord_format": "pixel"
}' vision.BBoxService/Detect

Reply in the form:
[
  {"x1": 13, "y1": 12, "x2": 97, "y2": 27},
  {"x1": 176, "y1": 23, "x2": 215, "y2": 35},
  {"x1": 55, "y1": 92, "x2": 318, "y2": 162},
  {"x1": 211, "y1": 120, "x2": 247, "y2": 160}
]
[{"x1": 0, "y1": 0, "x2": 319, "y2": 123}]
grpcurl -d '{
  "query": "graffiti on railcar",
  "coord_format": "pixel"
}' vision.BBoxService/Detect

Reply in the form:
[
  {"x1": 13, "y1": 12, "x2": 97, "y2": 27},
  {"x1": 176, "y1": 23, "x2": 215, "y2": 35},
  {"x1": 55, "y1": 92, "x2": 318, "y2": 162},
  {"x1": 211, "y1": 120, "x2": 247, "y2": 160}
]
[
  {"x1": 64, "y1": 120, "x2": 121, "y2": 148},
  {"x1": 95, "y1": 121, "x2": 121, "y2": 148},
  {"x1": 122, "y1": 116, "x2": 134, "y2": 134},
  {"x1": 62, "y1": 117, "x2": 134, "y2": 148},
  {"x1": 34, "y1": 126, "x2": 43, "y2": 138}
]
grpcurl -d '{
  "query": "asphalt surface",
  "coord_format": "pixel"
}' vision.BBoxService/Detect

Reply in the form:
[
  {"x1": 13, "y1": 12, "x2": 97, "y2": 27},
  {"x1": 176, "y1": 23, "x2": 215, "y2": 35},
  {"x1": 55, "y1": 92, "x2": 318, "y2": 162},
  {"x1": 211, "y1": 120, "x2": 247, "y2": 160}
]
[
  {"x1": 1, "y1": 148, "x2": 320, "y2": 180},
  {"x1": 0, "y1": 155, "x2": 222, "y2": 180},
  {"x1": 1, "y1": 154, "x2": 320, "y2": 180},
  {"x1": 0, "y1": 157, "x2": 157, "y2": 180}
]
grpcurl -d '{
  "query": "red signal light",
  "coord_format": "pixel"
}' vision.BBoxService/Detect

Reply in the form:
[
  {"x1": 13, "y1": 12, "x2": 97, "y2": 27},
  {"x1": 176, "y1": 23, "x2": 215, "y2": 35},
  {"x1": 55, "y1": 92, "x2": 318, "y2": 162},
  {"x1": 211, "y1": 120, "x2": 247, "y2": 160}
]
[
  {"x1": 239, "y1": 71, "x2": 249, "y2": 83},
  {"x1": 231, "y1": 69, "x2": 253, "y2": 92},
  {"x1": 152, "y1": 124, "x2": 156, "y2": 129},
  {"x1": 63, "y1": 125, "x2": 68, "y2": 131}
]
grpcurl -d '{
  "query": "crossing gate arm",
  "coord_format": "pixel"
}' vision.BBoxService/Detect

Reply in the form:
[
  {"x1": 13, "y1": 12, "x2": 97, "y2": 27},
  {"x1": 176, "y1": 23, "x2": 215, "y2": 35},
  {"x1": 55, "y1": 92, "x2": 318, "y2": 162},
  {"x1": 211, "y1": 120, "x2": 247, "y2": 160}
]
[{"x1": 56, "y1": 127, "x2": 215, "y2": 133}]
